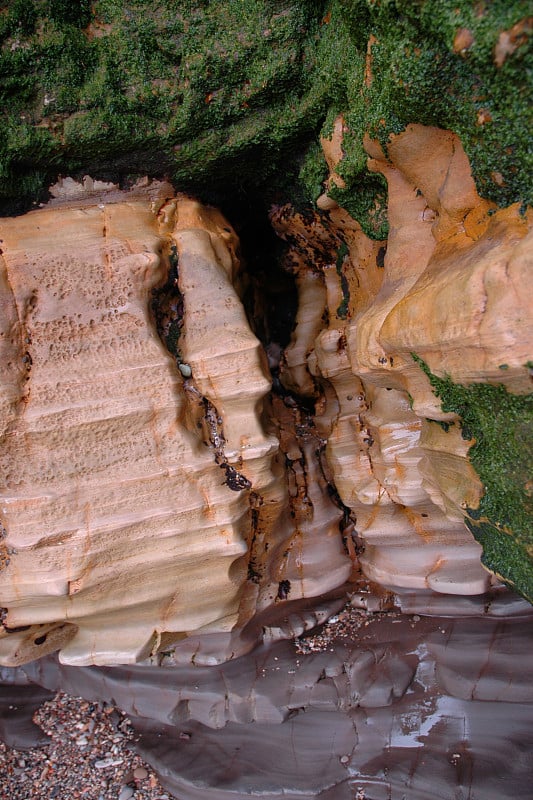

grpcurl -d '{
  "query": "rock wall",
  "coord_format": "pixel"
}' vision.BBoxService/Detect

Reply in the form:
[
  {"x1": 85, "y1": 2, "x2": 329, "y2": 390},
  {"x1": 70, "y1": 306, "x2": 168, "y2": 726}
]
[
  {"x1": 0, "y1": 4, "x2": 531, "y2": 798},
  {"x1": 0, "y1": 180, "x2": 351, "y2": 667},
  {"x1": 1, "y1": 123, "x2": 531, "y2": 669},
  {"x1": 272, "y1": 122, "x2": 533, "y2": 601}
]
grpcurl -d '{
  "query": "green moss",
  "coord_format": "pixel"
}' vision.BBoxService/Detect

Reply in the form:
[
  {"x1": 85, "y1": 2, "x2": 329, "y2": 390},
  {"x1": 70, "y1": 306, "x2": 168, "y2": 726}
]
[
  {"x1": 0, "y1": 1, "x2": 332, "y2": 212},
  {"x1": 334, "y1": 240, "x2": 350, "y2": 319},
  {"x1": 0, "y1": 0, "x2": 530, "y2": 228},
  {"x1": 413, "y1": 354, "x2": 533, "y2": 603},
  {"x1": 311, "y1": 0, "x2": 531, "y2": 235},
  {"x1": 299, "y1": 140, "x2": 329, "y2": 207}
]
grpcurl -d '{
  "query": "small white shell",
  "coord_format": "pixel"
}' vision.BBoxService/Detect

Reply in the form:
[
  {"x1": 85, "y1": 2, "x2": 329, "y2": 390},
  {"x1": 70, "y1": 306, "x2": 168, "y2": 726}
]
[{"x1": 178, "y1": 362, "x2": 192, "y2": 378}]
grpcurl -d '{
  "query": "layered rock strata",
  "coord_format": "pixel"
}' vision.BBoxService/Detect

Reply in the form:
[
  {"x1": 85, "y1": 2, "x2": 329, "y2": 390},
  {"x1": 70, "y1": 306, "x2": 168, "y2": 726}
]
[
  {"x1": 0, "y1": 181, "x2": 351, "y2": 668},
  {"x1": 1, "y1": 122, "x2": 531, "y2": 669},
  {"x1": 271, "y1": 122, "x2": 532, "y2": 599}
]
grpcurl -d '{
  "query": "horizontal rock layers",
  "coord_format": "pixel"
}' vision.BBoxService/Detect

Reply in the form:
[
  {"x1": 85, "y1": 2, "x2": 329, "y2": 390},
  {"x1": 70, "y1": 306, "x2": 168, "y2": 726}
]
[
  {"x1": 0, "y1": 123, "x2": 531, "y2": 669},
  {"x1": 0, "y1": 182, "x2": 351, "y2": 667},
  {"x1": 271, "y1": 122, "x2": 532, "y2": 599}
]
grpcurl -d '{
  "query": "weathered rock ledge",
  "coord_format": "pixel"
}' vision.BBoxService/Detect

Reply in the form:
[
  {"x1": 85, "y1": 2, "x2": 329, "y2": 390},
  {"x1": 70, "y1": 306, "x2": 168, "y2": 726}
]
[{"x1": 0, "y1": 124, "x2": 531, "y2": 672}]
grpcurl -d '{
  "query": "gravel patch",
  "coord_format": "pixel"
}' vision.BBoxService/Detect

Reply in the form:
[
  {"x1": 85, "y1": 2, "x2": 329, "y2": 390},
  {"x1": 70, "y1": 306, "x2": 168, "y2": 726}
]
[
  {"x1": 0, "y1": 692, "x2": 171, "y2": 799},
  {"x1": 294, "y1": 593, "x2": 401, "y2": 653}
]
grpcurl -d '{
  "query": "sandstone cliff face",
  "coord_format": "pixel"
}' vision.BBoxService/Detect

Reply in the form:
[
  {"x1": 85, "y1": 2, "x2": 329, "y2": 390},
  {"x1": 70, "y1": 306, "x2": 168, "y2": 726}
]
[
  {"x1": 0, "y1": 124, "x2": 531, "y2": 668},
  {"x1": 0, "y1": 181, "x2": 351, "y2": 667},
  {"x1": 272, "y1": 122, "x2": 533, "y2": 601}
]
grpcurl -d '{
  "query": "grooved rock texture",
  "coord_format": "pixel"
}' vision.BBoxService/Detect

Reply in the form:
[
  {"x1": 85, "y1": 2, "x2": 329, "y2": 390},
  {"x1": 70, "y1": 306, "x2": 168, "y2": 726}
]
[
  {"x1": 0, "y1": 182, "x2": 351, "y2": 668},
  {"x1": 272, "y1": 122, "x2": 533, "y2": 599},
  {"x1": 0, "y1": 122, "x2": 531, "y2": 669}
]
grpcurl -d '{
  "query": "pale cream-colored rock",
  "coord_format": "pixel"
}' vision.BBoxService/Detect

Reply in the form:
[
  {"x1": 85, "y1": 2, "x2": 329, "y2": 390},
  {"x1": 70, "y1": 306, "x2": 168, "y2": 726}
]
[
  {"x1": 320, "y1": 114, "x2": 347, "y2": 191},
  {"x1": 0, "y1": 186, "x2": 256, "y2": 666},
  {"x1": 0, "y1": 184, "x2": 353, "y2": 668},
  {"x1": 272, "y1": 121, "x2": 532, "y2": 596},
  {"x1": 280, "y1": 269, "x2": 326, "y2": 397},
  {"x1": 172, "y1": 198, "x2": 274, "y2": 461},
  {"x1": 1, "y1": 121, "x2": 529, "y2": 667}
]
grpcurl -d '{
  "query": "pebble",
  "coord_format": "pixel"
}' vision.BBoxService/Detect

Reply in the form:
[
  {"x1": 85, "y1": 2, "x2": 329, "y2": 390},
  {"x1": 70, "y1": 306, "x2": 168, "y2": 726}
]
[
  {"x1": 178, "y1": 362, "x2": 192, "y2": 377},
  {"x1": 94, "y1": 757, "x2": 124, "y2": 769},
  {"x1": 0, "y1": 691, "x2": 167, "y2": 800},
  {"x1": 134, "y1": 766, "x2": 148, "y2": 780}
]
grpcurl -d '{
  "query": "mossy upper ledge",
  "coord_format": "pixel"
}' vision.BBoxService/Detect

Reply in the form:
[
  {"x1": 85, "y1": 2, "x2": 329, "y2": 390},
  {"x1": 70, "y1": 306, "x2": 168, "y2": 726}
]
[{"x1": 0, "y1": 0, "x2": 530, "y2": 222}]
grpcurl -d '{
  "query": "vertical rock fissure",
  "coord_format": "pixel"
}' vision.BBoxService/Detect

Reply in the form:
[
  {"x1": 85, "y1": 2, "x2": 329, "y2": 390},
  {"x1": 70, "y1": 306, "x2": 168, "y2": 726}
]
[{"x1": 151, "y1": 238, "x2": 251, "y2": 493}]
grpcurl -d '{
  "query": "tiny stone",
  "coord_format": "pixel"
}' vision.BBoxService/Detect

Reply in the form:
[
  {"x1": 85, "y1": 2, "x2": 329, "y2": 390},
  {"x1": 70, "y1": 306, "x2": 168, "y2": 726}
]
[
  {"x1": 413, "y1": 615, "x2": 420, "y2": 622},
  {"x1": 118, "y1": 786, "x2": 135, "y2": 800},
  {"x1": 134, "y1": 766, "x2": 148, "y2": 780},
  {"x1": 95, "y1": 757, "x2": 123, "y2": 769},
  {"x1": 340, "y1": 755, "x2": 350, "y2": 764},
  {"x1": 178, "y1": 362, "x2": 192, "y2": 377}
]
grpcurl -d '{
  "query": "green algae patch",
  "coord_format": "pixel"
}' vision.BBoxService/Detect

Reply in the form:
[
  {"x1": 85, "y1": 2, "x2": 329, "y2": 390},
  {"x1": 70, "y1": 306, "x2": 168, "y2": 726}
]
[
  {"x1": 413, "y1": 354, "x2": 533, "y2": 603},
  {"x1": 1, "y1": 1, "x2": 530, "y2": 225},
  {"x1": 301, "y1": 0, "x2": 532, "y2": 236},
  {"x1": 0, "y1": 1, "x2": 332, "y2": 213}
]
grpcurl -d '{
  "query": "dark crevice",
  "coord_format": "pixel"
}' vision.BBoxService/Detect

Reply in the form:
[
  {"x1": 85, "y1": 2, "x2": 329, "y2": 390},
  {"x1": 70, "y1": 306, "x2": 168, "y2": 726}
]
[{"x1": 218, "y1": 195, "x2": 299, "y2": 352}]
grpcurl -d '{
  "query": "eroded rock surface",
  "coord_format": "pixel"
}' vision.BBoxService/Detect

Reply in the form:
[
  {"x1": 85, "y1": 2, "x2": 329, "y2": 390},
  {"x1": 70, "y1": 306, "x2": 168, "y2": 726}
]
[
  {"x1": 271, "y1": 122, "x2": 533, "y2": 600},
  {"x1": 0, "y1": 181, "x2": 351, "y2": 668},
  {"x1": 0, "y1": 124, "x2": 531, "y2": 671},
  {"x1": 0, "y1": 122, "x2": 532, "y2": 797},
  {"x1": 2, "y1": 592, "x2": 532, "y2": 799}
]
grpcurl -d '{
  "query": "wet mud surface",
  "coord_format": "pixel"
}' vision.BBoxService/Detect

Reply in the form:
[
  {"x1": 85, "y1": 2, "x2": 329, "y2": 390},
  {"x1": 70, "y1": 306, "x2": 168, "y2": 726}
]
[{"x1": 1, "y1": 595, "x2": 533, "y2": 799}]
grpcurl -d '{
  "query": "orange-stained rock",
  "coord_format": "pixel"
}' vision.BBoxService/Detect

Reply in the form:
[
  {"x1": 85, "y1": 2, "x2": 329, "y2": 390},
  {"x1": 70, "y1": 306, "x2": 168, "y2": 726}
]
[
  {"x1": 271, "y1": 121, "x2": 532, "y2": 597},
  {"x1": 0, "y1": 181, "x2": 350, "y2": 667},
  {"x1": 1, "y1": 122, "x2": 531, "y2": 668}
]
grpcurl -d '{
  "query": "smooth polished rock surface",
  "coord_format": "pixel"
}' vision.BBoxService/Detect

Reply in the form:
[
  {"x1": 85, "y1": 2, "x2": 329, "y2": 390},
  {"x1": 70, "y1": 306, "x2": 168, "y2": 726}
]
[{"x1": 1, "y1": 592, "x2": 532, "y2": 799}]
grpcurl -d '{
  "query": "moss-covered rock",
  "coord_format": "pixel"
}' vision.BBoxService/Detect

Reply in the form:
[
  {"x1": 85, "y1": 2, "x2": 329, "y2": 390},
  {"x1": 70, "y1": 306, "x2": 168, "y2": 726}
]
[
  {"x1": 413, "y1": 356, "x2": 533, "y2": 603},
  {"x1": 0, "y1": 1, "x2": 331, "y2": 212},
  {"x1": 1, "y1": 1, "x2": 530, "y2": 220},
  {"x1": 301, "y1": 0, "x2": 532, "y2": 235}
]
